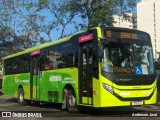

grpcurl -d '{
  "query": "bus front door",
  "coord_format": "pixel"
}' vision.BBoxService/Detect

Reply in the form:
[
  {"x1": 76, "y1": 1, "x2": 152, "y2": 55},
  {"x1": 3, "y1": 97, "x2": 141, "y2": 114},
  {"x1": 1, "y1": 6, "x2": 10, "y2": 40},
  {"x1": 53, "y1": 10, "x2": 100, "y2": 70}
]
[
  {"x1": 30, "y1": 55, "x2": 40, "y2": 100},
  {"x1": 79, "y1": 43, "x2": 93, "y2": 105}
]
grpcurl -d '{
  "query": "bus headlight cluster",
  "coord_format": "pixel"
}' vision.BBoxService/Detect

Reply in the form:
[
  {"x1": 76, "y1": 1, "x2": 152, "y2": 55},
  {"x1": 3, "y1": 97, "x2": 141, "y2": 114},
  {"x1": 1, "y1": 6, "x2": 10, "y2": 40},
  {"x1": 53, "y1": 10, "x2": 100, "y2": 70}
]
[{"x1": 102, "y1": 82, "x2": 114, "y2": 93}]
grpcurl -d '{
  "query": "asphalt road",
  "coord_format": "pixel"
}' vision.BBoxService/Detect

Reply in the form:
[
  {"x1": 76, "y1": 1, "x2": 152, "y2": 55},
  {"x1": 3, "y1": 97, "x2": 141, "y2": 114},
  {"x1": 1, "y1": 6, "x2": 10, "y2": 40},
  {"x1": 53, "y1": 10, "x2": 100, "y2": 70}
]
[{"x1": 0, "y1": 91, "x2": 160, "y2": 120}]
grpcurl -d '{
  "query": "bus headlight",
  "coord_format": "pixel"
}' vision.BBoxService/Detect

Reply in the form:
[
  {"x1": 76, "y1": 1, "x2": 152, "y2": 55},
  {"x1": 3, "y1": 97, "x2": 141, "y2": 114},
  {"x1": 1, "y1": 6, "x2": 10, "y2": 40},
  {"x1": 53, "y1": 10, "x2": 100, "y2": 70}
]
[{"x1": 102, "y1": 83, "x2": 114, "y2": 93}]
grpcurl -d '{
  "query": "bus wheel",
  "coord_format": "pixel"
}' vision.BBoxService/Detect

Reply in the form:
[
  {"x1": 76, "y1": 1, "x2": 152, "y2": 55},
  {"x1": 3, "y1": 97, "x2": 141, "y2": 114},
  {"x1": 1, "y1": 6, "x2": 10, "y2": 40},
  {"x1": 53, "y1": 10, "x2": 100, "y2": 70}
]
[
  {"x1": 18, "y1": 88, "x2": 26, "y2": 106},
  {"x1": 66, "y1": 89, "x2": 78, "y2": 112}
]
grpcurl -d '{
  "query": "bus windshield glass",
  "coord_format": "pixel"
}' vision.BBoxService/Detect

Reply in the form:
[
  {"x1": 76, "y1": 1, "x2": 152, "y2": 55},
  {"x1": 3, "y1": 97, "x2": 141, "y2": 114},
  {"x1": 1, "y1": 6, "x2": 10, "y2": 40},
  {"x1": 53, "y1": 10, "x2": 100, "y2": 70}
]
[{"x1": 101, "y1": 42, "x2": 154, "y2": 75}]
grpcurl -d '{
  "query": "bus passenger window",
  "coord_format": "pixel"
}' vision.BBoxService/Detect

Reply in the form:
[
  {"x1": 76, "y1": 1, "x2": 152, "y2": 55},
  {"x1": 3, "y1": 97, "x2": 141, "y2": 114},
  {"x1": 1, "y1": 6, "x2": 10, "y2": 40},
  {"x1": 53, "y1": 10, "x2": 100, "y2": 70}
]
[
  {"x1": 41, "y1": 50, "x2": 52, "y2": 70},
  {"x1": 46, "y1": 51, "x2": 58, "y2": 69}
]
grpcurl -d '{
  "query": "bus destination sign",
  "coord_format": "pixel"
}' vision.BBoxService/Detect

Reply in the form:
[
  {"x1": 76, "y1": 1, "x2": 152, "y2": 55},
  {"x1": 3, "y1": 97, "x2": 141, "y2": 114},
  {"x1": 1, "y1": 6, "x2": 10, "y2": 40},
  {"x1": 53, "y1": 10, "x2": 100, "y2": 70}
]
[
  {"x1": 106, "y1": 30, "x2": 137, "y2": 39},
  {"x1": 120, "y1": 32, "x2": 137, "y2": 39},
  {"x1": 31, "y1": 49, "x2": 40, "y2": 56},
  {"x1": 79, "y1": 33, "x2": 93, "y2": 43},
  {"x1": 105, "y1": 29, "x2": 150, "y2": 41}
]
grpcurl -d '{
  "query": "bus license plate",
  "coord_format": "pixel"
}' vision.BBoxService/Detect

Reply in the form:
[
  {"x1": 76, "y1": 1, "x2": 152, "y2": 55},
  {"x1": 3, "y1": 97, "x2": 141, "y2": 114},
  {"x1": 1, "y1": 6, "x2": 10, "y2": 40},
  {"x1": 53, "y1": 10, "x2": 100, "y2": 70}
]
[{"x1": 132, "y1": 101, "x2": 143, "y2": 106}]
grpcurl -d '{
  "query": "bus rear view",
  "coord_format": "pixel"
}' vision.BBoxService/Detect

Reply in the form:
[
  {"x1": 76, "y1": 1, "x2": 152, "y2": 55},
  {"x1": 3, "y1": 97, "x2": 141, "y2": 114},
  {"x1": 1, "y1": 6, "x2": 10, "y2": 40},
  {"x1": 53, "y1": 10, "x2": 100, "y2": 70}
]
[{"x1": 97, "y1": 27, "x2": 157, "y2": 107}]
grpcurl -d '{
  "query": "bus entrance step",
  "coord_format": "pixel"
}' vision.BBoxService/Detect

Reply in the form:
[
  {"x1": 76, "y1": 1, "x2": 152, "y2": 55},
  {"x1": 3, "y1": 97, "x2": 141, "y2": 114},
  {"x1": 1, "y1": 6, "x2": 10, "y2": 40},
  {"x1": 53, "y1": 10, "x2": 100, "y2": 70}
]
[{"x1": 79, "y1": 104, "x2": 93, "y2": 107}]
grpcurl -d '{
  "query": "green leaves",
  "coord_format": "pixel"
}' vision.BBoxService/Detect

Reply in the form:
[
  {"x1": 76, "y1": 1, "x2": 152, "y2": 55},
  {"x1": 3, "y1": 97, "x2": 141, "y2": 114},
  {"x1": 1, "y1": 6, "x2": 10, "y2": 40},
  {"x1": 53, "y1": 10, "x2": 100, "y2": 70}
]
[
  {"x1": 61, "y1": 0, "x2": 137, "y2": 29},
  {"x1": 0, "y1": 0, "x2": 138, "y2": 57},
  {"x1": 0, "y1": 0, "x2": 40, "y2": 57}
]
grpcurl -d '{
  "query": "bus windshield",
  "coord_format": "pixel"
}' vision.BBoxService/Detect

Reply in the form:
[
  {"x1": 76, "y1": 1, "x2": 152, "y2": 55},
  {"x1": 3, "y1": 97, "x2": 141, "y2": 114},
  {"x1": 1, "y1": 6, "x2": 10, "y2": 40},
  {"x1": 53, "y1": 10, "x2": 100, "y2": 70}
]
[{"x1": 101, "y1": 42, "x2": 154, "y2": 75}]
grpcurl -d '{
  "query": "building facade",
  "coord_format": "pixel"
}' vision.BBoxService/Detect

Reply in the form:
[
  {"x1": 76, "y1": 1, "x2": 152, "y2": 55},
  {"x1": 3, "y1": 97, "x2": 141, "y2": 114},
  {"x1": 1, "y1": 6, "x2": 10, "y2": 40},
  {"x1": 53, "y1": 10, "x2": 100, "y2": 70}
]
[
  {"x1": 113, "y1": 13, "x2": 137, "y2": 29},
  {"x1": 113, "y1": 0, "x2": 160, "y2": 60},
  {"x1": 137, "y1": 0, "x2": 160, "y2": 60}
]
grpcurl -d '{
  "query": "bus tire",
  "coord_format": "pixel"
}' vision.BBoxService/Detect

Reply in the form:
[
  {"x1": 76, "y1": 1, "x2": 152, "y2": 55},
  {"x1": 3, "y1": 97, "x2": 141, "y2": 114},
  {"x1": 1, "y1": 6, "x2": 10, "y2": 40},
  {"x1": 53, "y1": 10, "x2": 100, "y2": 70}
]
[
  {"x1": 18, "y1": 88, "x2": 26, "y2": 106},
  {"x1": 66, "y1": 89, "x2": 78, "y2": 112},
  {"x1": 62, "y1": 89, "x2": 67, "y2": 110}
]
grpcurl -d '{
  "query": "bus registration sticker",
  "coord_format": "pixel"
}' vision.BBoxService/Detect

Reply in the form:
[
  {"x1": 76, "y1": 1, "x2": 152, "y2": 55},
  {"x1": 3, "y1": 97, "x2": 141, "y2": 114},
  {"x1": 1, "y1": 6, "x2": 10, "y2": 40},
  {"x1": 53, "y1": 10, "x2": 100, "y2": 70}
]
[{"x1": 132, "y1": 101, "x2": 143, "y2": 106}]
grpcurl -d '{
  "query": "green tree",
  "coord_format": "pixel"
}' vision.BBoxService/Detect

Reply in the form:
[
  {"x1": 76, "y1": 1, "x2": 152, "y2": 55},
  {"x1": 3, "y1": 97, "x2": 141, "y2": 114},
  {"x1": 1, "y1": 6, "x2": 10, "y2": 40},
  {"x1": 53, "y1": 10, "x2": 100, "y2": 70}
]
[
  {"x1": 59, "y1": 0, "x2": 138, "y2": 30},
  {"x1": 0, "y1": 0, "x2": 138, "y2": 58},
  {"x1": 37, "y1": 0, "x2": 138, "y2": 38},
  {"x1": 0, "y1": 0, "x2": 48, "y2": 57},
  {"x1": 38, "y1": 0, "x2": 77, "y2": 38},
  {"x1": 0, "y1": 25, "x2": 28, "y2": 57}
]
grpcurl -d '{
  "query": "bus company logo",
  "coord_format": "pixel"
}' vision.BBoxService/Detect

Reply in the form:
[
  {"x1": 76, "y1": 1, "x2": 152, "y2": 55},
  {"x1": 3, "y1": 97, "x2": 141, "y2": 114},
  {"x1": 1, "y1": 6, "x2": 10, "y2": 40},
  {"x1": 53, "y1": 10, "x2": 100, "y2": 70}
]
[
  {"x1": 133, "y1": 86, "x2": 141, "y2": 89},
  {"x1": 50, "y1": 75, "x2": 62, "y2": 82},
  {"x1": 2, "y1": 112, "x2": 11, "y2": 117}
]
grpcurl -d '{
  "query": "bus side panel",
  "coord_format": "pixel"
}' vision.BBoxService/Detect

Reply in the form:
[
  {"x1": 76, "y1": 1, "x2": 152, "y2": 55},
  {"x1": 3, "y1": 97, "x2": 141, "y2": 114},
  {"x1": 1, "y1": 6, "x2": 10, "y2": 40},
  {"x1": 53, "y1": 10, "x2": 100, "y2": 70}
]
[
  {"x1": 17, "y1": 73, "x2": 30, "y2": 100},
  {"x1": 39, "y1": 68, "x2": 78, "y2": 103},
  {"x1": 92, "y1": 77, "x2": 101, "y2": 107},
  {"x1": 2, "y1": 73, "x2": 30, "y2": 99},
  {"x1": 2, "y1": 75, "x2": 15, "y2": 96}
]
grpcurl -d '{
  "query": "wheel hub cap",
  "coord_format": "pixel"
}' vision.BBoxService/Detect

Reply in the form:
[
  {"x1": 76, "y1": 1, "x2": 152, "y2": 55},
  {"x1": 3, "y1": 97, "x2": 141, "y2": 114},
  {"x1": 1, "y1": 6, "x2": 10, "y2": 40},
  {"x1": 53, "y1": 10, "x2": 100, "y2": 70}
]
[{"x1": 69, "y1": 95, "x2": 76, "y2": 106}]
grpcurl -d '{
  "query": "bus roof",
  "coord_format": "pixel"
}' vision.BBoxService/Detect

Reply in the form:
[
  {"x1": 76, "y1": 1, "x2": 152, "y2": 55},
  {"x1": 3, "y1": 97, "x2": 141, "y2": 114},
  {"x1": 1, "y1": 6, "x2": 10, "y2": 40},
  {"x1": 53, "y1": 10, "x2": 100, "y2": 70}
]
[
  {"x1": 4, "y1": 36, "x2": 72, "y2": 60},
  {"x1": 3, "y1": 26, "x2": 101, "y2": 60},
  {"x1": 4, "y1": 26, "x2": 148, "y2": 60}
]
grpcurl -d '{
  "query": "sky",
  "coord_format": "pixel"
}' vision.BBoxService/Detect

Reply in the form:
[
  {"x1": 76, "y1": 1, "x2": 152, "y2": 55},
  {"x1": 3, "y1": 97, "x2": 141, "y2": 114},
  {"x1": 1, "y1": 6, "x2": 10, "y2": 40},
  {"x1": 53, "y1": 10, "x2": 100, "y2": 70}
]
[
  {"x1": 43, "y1": 16, "x2": 84, "y2": 41},
  {"x1": 46, "y1": 0, "x2": 141, "y2": 42},
  {"x1": 1, "y1": 0, "x2": 141, "y2": 44},
  {"x1": 34, "y1": 2, "x2": 85, "y2": 43}
]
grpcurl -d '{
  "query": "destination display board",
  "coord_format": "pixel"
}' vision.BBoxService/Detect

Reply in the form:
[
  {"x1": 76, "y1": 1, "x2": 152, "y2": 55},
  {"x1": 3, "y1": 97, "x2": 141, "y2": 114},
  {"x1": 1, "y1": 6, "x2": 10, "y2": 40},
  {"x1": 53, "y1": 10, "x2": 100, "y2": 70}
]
[{"x1": 105, "y1": 28, "x2": 150, "y2": 42}]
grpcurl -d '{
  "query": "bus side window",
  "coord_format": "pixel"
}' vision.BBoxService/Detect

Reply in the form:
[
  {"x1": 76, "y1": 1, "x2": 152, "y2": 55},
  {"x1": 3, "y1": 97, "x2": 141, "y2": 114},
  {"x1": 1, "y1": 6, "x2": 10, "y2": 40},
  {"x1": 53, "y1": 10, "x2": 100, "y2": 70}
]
[
  {"x1": 41, "y1": 50, "x2": 52, "y2": 70},
  {"x1": 41, "y1": 50, "x2": 60, "y2": 70},
  {"x1": 49, "y1": 51, "x2": 59, "y2": 69},
  {"x1": 11, "y1": 57, "x2": 18, "y2": 74}
]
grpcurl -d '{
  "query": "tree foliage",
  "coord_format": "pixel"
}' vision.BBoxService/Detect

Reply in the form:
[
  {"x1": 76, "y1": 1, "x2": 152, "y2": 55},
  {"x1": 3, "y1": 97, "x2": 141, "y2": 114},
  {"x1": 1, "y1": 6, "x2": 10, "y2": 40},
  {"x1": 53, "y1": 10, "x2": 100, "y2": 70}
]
[
  {"x1": 37, "y1": 0, "x2": 77, "y2": 38},
  {"x1": 60, "y1": 0, "x2": 138, "y2": 30},
  {"x1": 0, "y1": 0, "x2": 45, "y2": 57},
  {"x1": 0, "y1": 0, "x2": 138, "y2": 58}
]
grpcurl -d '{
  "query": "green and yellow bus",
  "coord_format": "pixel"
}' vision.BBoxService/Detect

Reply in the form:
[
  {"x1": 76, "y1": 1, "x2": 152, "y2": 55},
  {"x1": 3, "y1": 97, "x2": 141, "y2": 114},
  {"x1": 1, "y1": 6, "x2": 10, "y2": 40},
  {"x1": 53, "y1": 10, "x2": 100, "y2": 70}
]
[{"x1": 2, "y1": 27, "x2": 157, "y2": 112}]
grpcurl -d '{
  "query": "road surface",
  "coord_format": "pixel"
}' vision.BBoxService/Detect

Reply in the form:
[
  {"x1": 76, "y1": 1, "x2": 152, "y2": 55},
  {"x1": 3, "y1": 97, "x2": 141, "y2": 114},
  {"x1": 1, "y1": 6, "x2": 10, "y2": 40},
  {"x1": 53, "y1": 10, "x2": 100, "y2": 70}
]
[{"x1": 0, "y1": 91, "x2": 160, "y2": 120}]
